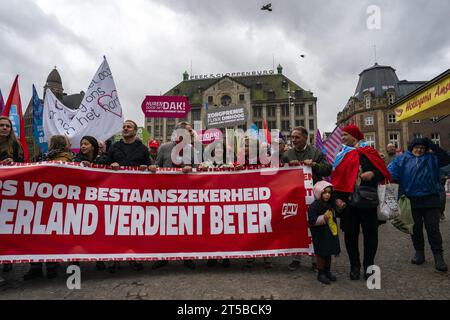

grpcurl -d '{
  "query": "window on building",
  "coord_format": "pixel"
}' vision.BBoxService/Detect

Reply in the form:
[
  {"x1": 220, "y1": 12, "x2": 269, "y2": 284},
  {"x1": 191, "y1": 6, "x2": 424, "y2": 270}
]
[
  {"x1": 267, "y1": 90, "x2": 275, "y2": 100},
  {"x1": 365, "y1": 115, "x2": 374, "y2": 126},
  {"x1": 147, "y1": 126, "x2": 152, "y2": 135},
  {"x1": 252, "y1": 105, "x2": 262, "y2": 117},
  {"x1": 388, "y1": 132, "x2": 400, "y2": 148},
  {"x1": 295, "y1": 120, "x2": 305, "y2": 127},
  {"x1": 237, "y1": 124, "x2": 247, "y2": 131},
  {"x1": 309, "y1": 119, "x2": 315, "y2": 130},
  {"x1": 295, "y1": 104, "x2": 304, "y2": 116},
  {"x1": 281, "y1": 104, "x2": 289, "y2": 117},
  {"x1": 309, "y1": 104, "x2": 314, "y2": 115},
  {"x1": 365, "y1": 133, "x2": 376, "y2": 148},
  {"x1": 431, "y1": 133, "x2": 440, "y2": 146},
  {"x1": 268, "y1": 121, "x2": 277, "y2": 130},
  {"x1": 413, "y1": 133, "x2": 423, "y2": 139},
  {"x1": 208, "y1": 96, "x2": 213, "y2": 103},
  {"x1": 239, "y1": 94, "x2": 245, "y2": 101},
  {"x1": 221, "y1": 95, "x2": 232, "y2": 106},
  {"x1": 309, "y1": 134, "x2": 314, "y2": 144},
  {"x1": 281, "y1": 120, "x2": 290, "y2": 131},
  {"x1": 388, "y1": 93, "x2": 395, "y2": 105},
  {"x1": 267, "y1": 105, "x2": 276, "y2": 117},
  {"x1": 365, "y1": 96, "x2": 371, "y2": 109},
  {"x1": 387, "y1": 113, "x2": 396, "y2": 124},
  {"x1": 167, "y1": 125, "x2": 174, "y2": 136},
  {"x1": 191, "y1": 109, "x2": 201, "y2": 121}
]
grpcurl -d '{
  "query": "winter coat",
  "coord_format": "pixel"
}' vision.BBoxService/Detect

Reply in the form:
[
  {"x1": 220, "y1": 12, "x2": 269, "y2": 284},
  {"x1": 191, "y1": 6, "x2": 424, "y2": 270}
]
[
  {"x1": 73, "y1": 152, "x2": 100, "y2": 164},
  {"x1": 388, "y1": 150, "x2": 441, "y2": 208},
  {"x1": 106, "y1": 139, "x2": 150, "y2": 166},
  {"x1": 0, "y1": 140, "x2": 24, "y2": 162},
  {"x1": 308, "y1": 181, "x2": 340, "y2": 257},
  {"x1": 308, "y1": 200, "x2": 341, "y2": 257},
  {"x1": 46, "y1": 151, "x2": 72, "y2": 162},
  {"x1": 282, "y1": 145, "x2": 332, "y2": 183}
]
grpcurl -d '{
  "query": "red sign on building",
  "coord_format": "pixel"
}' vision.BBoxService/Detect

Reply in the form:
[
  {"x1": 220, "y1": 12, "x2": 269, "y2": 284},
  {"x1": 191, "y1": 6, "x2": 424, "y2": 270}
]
[{"x1": 141, "y1": 96, "x2": 191, "y2": 118}]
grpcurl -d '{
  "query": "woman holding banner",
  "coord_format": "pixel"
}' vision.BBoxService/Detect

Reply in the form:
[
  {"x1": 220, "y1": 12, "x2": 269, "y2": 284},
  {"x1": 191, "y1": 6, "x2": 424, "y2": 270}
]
[
  {"x1": 74, "y1": 136, "x2": 100, "y2": 166},
  {"x1": 0, "y1": 116, "x2": 24, "y2": 283},
  {"x1": 73, "y1": 136, "x2": 107, "y2": 271},
  {"x1": 0, "y1": 116, "x2": 24, "y2": 164}
]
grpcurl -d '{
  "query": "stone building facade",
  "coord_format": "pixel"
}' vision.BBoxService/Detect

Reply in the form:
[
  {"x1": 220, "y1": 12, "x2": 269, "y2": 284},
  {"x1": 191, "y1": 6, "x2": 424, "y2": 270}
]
[
  {"x1": 337, "y1": 63, "x2": 450, "y2": 152},
  {"x1": 146, "y1": 65, "x2": 318, "y2": 144}
]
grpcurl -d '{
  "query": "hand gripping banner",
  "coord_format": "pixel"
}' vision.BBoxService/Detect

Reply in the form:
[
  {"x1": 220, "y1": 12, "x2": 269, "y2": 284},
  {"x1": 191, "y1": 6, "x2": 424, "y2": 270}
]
[{"x1": 0, "y1": 163, "x2": 314, "y2": 264}]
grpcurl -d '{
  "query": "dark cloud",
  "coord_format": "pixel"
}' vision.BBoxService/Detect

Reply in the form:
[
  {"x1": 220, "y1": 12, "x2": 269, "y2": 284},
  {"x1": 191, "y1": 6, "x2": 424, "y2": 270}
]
[{"x1": 1, "y1": 0, "x2": 449, "y2": 132}]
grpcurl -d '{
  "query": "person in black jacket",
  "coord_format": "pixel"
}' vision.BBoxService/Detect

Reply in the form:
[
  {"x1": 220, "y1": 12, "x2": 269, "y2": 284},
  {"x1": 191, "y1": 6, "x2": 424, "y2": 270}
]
[
  {"x1": 0, "y1": 116, "x2": 24, "y2": 284},
  {"x1": 308, "y1": 181, "x2": 343, "y2": 284},
  {"x1": 0, "y1": 116, "x2": 24, "y2": 164},
  {"x1": 74, "y1": 136, "x2": 100, "y2": 165},
  {"x1": 107, "y1": 120, "x2": 151, "y2": 170},
  {"x1": 331, "y1": 125, "x2": 390, "y2": 281},
  {"x1": 106, "y1": 120, "x2": 150, "y2": 272}
]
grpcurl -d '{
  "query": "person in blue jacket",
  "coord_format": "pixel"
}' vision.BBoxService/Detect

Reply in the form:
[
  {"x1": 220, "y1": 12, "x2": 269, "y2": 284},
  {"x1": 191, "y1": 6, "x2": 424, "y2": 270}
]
[{"x1": 388, "y1": 138, "x2": 448, "y2": 272}]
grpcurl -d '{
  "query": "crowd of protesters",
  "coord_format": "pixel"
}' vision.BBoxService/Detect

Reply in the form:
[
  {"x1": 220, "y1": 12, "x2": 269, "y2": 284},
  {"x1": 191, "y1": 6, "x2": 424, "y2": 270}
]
[{"x1": 1, "y1": 116, "x2": 449, "y2": 286}]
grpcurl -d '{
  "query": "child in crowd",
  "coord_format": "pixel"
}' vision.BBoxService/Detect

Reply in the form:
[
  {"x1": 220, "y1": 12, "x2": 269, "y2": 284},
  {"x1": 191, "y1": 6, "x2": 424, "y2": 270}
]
[{"x1": 308, "y1": 181, "x2": 343, "y2": 284}]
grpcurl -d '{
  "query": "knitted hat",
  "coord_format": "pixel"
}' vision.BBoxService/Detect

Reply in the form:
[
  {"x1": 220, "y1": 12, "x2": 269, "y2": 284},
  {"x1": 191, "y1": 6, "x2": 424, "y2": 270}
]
[
  {"x1": 343, "y1": 124, "x2": 364, "y2": 141},
  {"x1": 148, "y1": 139, "x2": 160, "y2": 149},
  {"x1": 313, "y1": 180, "x2": 334, "y2": 200},
  {"x1": 81, "y1": 136, "x2": 99, "y2": 159},
  {"x1": 408, "y1": 137, "x2": 432, "y2": 152}
]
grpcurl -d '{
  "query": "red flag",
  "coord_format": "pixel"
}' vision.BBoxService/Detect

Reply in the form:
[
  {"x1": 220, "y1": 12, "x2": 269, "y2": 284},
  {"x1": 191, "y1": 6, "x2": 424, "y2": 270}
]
[
  {"x1": 2, "y1": 75, "x2": 29, "y2": 162},
  {"x1": 262, "y1": 117, "x2": 271, "y2": 145}
]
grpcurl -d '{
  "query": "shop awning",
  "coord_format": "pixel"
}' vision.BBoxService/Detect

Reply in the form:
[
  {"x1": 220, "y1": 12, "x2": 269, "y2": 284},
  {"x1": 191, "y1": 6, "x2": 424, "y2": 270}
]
[{"x1": 393, "y1": 68, "x2": 450, "y2": 122}]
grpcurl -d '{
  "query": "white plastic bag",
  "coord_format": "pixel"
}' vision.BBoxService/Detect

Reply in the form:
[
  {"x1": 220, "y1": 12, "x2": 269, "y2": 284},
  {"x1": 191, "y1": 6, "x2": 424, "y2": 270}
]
[{"x1": 377, "y1": 183, "x2": 400, "y2": 221}]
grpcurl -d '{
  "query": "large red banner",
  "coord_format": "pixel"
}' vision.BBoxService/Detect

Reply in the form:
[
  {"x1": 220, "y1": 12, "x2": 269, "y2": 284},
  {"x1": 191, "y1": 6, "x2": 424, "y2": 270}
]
[{"x1": 0, "y1": 163, "x2": 313, "y2": 263}]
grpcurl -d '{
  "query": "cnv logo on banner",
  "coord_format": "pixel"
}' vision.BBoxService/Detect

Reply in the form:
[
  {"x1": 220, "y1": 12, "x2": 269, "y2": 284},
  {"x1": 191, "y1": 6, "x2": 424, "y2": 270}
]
[
  {"x1": 0, "y1": 163, "x2": 314, "y2": 263},
  {"x1": 43, "y1": 57, "x2": 124, "y2": 145}
]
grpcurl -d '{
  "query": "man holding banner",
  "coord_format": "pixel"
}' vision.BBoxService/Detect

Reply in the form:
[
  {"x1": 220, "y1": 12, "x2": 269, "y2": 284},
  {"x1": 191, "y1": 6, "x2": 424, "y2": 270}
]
[
  {"x1": 106, "y1": 119, "x2": 150, "y2": 271},
  {"x1": 282, "y1": 126, "x2": 332, "y2": 271}
]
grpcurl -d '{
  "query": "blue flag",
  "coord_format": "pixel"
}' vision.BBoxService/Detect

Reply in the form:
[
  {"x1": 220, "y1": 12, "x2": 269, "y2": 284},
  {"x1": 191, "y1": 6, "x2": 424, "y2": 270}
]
[
  {"x1": 0, "y1": 89, "x2": 4, "y2": 114},
  {"x1": 9, "y1": 105, "x2": 21, "y2": 137},
  {"x1": 32, "y1": 85, "x2": 48, "y2": 153}
]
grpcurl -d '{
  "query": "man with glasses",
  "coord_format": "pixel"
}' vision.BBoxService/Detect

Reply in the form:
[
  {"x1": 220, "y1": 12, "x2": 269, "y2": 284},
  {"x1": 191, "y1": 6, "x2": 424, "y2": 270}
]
[{"x1": 388, "y1": 138, "x2": 448, "y2": 272}]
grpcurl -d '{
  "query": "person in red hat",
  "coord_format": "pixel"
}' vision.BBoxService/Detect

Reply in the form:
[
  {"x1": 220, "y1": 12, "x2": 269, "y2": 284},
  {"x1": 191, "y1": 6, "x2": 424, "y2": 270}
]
[
  {"x1": 331, "y1": 124, "x2": 391, "y2": 281},
  {"x1": 148, "y1": 139, "x2": 160, "y2": 165}
]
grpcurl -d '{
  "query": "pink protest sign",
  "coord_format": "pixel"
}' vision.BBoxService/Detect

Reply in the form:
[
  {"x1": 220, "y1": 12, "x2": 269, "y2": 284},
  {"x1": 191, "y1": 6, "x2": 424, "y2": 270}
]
[
  {"x1": 141, "y1": 96, "x2": 191, "y2": 118},
  {"x1": 196, "y1": 129, "x2": 223, "y2": 144}
]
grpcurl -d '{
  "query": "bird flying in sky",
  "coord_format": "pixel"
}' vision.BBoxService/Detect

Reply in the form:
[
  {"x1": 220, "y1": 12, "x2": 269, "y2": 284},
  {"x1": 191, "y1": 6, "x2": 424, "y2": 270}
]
[{"x1": 261, "y1": 3, "x2": 272, "y2": 11}]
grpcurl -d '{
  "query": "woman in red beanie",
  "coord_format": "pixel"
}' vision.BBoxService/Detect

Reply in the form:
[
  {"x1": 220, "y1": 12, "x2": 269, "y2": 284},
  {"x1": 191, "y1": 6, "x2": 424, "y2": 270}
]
[{"x1": 331, "y1": 125, "x2": 391, "y2": 281}]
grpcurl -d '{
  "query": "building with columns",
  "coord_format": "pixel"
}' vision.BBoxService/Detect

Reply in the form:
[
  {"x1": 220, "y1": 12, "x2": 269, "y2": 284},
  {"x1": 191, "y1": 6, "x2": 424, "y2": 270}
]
[
  {"x1": 146, "y1": 65, "x2": 318, "y2": 144},
  {"x1": 337, "y1": 63, "x2": 450, "y2": 153}
]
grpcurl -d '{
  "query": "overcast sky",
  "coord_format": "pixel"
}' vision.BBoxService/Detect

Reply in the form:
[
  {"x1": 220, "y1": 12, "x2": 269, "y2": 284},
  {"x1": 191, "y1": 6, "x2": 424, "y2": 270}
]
[{"x1": 1, "y1": 0, "x2": 449, "y2": 133}]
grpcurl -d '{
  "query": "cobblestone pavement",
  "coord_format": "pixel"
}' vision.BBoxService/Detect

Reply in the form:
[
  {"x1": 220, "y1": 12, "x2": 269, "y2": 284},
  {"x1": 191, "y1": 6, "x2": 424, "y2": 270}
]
[{"x1": 1, "y1": 199, "x2": 449, "y2": 300}]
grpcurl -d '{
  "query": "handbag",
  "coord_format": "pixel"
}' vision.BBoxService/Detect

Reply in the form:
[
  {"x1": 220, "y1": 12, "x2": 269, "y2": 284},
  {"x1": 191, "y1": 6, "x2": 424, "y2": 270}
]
[
  {"x1": 377, "y1": 183, "x2": 400, "y2": 221},
  {"x1": 390, "y1": 195, "x2": 414, "y2": 234},
  {"x1": 350, "y1": 185, "x2": 379, "y2": 208}
]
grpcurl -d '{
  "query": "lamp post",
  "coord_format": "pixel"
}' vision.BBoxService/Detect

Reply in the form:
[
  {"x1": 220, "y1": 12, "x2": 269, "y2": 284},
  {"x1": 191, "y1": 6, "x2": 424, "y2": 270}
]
[{"x1": 286, "y1": 83, "x2": 295, "y2": 144}]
